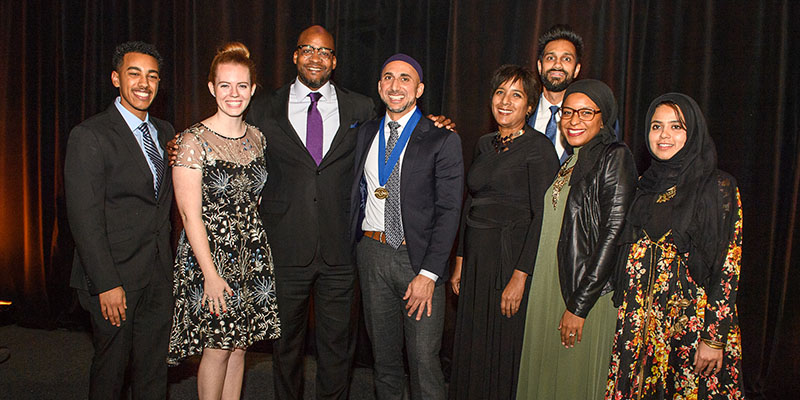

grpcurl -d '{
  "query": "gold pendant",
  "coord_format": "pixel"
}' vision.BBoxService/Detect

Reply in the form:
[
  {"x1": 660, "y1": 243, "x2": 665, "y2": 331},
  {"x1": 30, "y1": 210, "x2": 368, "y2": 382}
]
[
  {"x1": 374, "y1": 187, "x2": 389, "y2": 199},
  {"x1": 551, "y1": 156, "x2": 575, "y2": 209},
  {"x1": 656, "y1": 186, "x2": 677, "y2": 203}
]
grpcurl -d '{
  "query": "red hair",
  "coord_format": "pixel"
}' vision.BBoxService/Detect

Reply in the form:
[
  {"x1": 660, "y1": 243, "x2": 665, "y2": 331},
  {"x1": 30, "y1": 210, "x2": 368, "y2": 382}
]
[{"x1": 208, "y1": 42, "x2": 257, "y2": 86}]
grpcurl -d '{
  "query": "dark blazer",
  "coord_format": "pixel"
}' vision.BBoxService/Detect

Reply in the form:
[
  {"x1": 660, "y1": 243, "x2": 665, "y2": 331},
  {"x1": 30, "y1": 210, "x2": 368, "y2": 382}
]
[
  {"x1": 349, "y1": 115, "x2": 465, "y2": 281},
  {"x1": 558, "y1": 142, "x2": 636, "y2": 318},
  {"x1": 245, "y1": 81, "x2": 376, "y2": 267},
  {"x1": 65, "y1": 104, "x2": 175, "y2": 295}
]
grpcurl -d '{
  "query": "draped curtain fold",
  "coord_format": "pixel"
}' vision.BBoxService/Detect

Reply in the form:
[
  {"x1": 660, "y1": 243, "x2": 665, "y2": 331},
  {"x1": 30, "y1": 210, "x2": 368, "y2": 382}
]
[{"x1": 1, "y1": 0, "x2": 797, "y2": 397}]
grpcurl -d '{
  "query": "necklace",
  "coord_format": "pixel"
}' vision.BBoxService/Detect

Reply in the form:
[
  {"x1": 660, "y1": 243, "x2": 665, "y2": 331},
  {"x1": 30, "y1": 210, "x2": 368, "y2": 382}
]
[
  {"x1": 491, "y1": 129, "x2": 525, "y2": 153},
  {"x1": 551, "y1": 154, "x2": 575, "y2": 209},
  {"x1": 656, "y1": 186, "x2": 677, "y2": 203}
]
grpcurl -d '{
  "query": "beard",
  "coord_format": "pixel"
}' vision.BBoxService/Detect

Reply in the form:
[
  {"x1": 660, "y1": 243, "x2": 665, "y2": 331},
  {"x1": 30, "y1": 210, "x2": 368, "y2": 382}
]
[
  {"x1": 540, "y1": 69, "x2": 574, "y2": 92},
  {"x1": 385, "y1": 102, "x2": 413, "y2": 114},
  {"x1": 298, "y1": 67, "x2": 332, "y2": 90},
  {"x1": 381, "y1": 90, "x2": 416, "y2": 115}
]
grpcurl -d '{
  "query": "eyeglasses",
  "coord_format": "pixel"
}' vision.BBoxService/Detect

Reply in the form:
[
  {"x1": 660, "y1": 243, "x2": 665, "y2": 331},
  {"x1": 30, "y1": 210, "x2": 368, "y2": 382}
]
[
  {"x1": 296, "y1": 45, "x2": 335, "y2": 60},
  {"x1": 559, "y1": 106, "x2": 602, "y2": 121}
]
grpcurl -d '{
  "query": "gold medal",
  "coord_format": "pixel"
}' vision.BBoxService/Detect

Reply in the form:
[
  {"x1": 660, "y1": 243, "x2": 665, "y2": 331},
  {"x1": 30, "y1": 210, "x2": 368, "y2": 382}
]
[{"x1": 374, "y1": 187, "x2": 389, "y2": 199}]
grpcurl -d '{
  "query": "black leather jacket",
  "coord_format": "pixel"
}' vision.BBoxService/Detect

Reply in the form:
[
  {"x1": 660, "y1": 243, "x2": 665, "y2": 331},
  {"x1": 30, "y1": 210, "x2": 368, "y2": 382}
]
[{"x1": 557, "y1": 142, "x2": 637, "y2": 318}]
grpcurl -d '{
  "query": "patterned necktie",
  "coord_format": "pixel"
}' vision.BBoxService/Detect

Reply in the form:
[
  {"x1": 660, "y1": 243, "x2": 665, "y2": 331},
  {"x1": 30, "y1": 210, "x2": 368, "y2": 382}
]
[
  {"x1": 306, "y1": 92, "x2": 323, "y2": 165},
  {"x1": 545, "y1": 104, "x2": 560, "y2": 146},
  {"x1": 139, "y1": 122, "x2": 164, "y2": 198},
  {"x1": 384, "y1": 121, "x2": 404, "y2": 249}
]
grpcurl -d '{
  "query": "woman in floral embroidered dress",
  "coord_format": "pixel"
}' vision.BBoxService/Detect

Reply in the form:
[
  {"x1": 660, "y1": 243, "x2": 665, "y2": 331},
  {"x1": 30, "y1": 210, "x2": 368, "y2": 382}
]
[
  {"x1": 606, "y1": 93, "x2": 743, "y2": 399},
  {"x1": 167, "y1": 42, "x2": 280, "y2": 399}
]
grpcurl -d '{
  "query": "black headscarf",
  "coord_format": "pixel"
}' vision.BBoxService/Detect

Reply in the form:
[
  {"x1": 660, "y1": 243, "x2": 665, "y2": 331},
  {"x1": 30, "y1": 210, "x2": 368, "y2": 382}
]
[
  {"x1": 622, "y1": 93, "x2": 737, "y2": 286},
  {"x1": 562, "y1": 79, "x2": 619, "y2": 185}
]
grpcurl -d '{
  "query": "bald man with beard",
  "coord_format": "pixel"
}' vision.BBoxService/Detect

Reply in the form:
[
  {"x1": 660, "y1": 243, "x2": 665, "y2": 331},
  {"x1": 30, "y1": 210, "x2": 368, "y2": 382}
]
[{"x1": 244, "y1": 26, "x2": 375, "y2": 400}]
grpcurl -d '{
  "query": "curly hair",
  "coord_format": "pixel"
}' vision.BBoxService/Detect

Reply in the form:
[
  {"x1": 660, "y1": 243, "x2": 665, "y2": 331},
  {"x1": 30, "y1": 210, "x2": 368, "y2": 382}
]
[{"x1": 112, "y1": 41, "x2": 163, "y2": 72}]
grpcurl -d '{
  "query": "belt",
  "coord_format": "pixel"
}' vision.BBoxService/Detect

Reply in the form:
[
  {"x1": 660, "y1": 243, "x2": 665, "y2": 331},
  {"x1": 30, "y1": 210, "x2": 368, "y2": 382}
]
[
  {"x1": 363, "y1": 231, "x2": 406, "y2": 245},
  {"x1": 465, "y1": 214, "x2": 527, "y2": 289}
]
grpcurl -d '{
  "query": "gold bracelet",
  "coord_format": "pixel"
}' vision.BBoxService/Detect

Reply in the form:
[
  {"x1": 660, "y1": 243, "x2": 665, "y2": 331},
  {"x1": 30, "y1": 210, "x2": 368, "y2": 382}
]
[{"x1": 701, "y1": 338, "x2": 725, "y2": 350}]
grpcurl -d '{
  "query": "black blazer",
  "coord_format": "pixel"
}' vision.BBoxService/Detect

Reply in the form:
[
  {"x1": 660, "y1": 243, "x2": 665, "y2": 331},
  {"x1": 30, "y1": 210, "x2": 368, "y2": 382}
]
[
  {"x1": 65, "y1": 104, "x2": 175, "y2": 295},
  {"x1": 349, "y1": 115, "x2": 465, "y2": 282},
  {"x1": 246, "y1": 82, "x2": 375, "y2": 267}
]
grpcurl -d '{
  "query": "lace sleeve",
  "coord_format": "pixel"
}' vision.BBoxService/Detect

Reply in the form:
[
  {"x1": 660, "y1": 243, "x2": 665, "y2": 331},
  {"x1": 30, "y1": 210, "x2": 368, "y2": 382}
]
[{"x1": 174, "y1": 128, "x2": 205, "y2": 170}]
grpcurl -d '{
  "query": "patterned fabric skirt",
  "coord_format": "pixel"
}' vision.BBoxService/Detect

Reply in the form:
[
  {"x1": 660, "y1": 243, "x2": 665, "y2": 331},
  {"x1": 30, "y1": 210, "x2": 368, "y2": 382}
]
[
  {"x1": 167, "y1": 229, "x2": 280, "y2": 365},
  {"x1": 606, "y1": 235, "x2": 744, "y2": 399}
]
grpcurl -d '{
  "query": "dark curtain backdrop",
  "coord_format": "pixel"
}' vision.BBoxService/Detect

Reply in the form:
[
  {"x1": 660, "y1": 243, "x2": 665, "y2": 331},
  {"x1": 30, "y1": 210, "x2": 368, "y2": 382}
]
[{"x1": 1, "y1": 1, "x2": 797, "y2": 398}]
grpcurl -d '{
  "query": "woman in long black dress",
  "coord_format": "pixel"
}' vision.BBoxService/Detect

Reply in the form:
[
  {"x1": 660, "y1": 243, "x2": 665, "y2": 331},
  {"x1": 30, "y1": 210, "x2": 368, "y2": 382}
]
[{"x1": 449, "y1": 65, "x2": 559, "y2": 400}]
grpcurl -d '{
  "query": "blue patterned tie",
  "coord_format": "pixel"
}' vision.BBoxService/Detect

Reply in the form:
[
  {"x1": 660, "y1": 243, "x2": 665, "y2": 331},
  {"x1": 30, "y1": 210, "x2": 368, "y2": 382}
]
[
  {"x1": 545, "y1": 105, "x2": 559, "y2": 146},
  {"x1": 139, "y1": 122, "x2": 164, "y2": 198},
  {"x1": 384, "y1": 121, "x2": 404, "y2": 249}
]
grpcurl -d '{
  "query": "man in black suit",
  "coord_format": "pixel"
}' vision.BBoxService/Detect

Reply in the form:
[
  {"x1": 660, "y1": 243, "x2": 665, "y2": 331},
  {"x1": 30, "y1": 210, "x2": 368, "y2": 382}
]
[
  {"x1": 65, "y1": 41, "x2": 174, "y2": 399},
  {"x1": 349, "y1": 54, "x2": 463, "y2": 400},
  {"x1": 244, "y1": 26, "x2": 375, "y2": 400}
]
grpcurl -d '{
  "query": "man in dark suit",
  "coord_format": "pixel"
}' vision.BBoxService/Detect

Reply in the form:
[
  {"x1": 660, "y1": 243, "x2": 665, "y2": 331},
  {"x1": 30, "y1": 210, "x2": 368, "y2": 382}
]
[
  {"x1": 349, "y1": 54, "x2": 464, "y2": 400},
  {"x1": 65, "y1": 41, "x2": 174, "y2": 399},
  {"x1": 244, "y1": 26, "x2": 375, "y2": 400}
]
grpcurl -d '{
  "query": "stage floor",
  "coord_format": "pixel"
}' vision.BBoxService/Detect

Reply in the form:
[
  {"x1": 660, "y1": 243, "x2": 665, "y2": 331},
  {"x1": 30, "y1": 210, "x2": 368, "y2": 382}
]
[{"x1": 0, "y1": 324, "x2": 378, "y2": 399}]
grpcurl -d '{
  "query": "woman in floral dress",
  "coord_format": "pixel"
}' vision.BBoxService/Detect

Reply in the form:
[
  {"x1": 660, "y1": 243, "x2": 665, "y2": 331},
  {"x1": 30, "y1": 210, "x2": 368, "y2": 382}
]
[
  {"x1": 168, "y1": 42, "x2": 280, "y2": 399},
  {"x1": 606, "y1": 93, "x2": 743, "y2": 399}
]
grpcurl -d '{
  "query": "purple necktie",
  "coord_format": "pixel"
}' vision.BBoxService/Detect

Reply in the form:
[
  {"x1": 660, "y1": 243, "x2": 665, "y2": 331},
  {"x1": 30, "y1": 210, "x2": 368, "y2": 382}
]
[{"x1": 306, "y1": 92, "x2": 323, "y2": 165}]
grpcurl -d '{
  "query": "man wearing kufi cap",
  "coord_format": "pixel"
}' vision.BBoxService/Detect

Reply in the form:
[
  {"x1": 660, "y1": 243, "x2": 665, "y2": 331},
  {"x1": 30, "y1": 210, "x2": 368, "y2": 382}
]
[{"x1": 349, "y1": 53, "x2": 464, "y2": 400}]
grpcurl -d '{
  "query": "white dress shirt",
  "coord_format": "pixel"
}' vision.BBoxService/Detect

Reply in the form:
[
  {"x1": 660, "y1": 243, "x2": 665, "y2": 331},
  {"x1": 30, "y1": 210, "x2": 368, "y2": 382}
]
[
  {"x1": 362, "y1": 107, "x2": 437, "y2": 281},
  {"x1": 288, "y1": 79, "x2": 340, "y2": 157}
]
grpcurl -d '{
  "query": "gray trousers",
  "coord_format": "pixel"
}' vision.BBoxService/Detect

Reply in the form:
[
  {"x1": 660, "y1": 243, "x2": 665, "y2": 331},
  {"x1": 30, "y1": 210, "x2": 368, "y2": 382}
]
[{"x1": 356, "y1": 237, "x2": 446, "y2": 400}]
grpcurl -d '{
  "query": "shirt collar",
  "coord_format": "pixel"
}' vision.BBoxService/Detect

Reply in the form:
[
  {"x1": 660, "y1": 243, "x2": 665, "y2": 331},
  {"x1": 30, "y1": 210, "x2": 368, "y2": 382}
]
[
  {"x1": 384, "y1": 106, "x2": 418, "y2": 130},
  {"x1": 538, "y1": 92, "x2": 559, "y2": 111},
  {"x1": 291, "y1": 79, "x2": 334, "y2": 102},
  {"x1": 114, "y1": 96, "x2": 151, "y2": 132}
]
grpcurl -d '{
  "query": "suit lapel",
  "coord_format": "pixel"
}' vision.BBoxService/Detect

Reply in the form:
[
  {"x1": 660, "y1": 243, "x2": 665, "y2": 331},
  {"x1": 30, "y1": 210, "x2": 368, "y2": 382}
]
[
  {"x1": 400, "y1": 119, "x2": 427, "y2": 197},
  {"x1": 107, "y1": 106, "x2": 155, "y2": 183},
  {"x1": 324, "y1": 84, "x2": 353, "y2": 165},
  {"x1": 273, "y1": 84, "x2": 319, "y2": 167},
  {"x1": 356, "y1": 119, "x2": 380, "y2": 177}
]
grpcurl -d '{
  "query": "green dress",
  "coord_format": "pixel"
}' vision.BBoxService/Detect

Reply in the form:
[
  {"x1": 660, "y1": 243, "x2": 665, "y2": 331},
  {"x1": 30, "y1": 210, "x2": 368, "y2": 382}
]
[{"x1": 517, "y1": 148, "x2": 618, "y2": 399}]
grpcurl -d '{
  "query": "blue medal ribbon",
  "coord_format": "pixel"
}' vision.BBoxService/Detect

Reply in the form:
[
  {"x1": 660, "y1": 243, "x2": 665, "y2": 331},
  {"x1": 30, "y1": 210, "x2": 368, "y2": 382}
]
[{"x1": 378, "y1": 108, "x2": 422, "y2": 186}]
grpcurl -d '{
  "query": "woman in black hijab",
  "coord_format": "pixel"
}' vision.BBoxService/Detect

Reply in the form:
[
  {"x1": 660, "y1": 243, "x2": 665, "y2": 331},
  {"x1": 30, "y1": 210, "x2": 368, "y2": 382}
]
[
  {"x1": 606, "y1": 93, "x2": 744, "y2": 399},
  {"x1": 517, "y1": 79, "x2": 637, "y2": 399}
]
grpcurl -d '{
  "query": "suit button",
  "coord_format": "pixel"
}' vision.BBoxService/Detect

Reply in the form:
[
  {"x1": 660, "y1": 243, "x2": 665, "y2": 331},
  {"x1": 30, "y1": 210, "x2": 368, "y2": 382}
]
[
  {"x1": 316, "y1": 170, "x2": 321, "y2": 175},
  {"x1": 313, "y1": 198, "x2": 317, "y2": 202}
]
